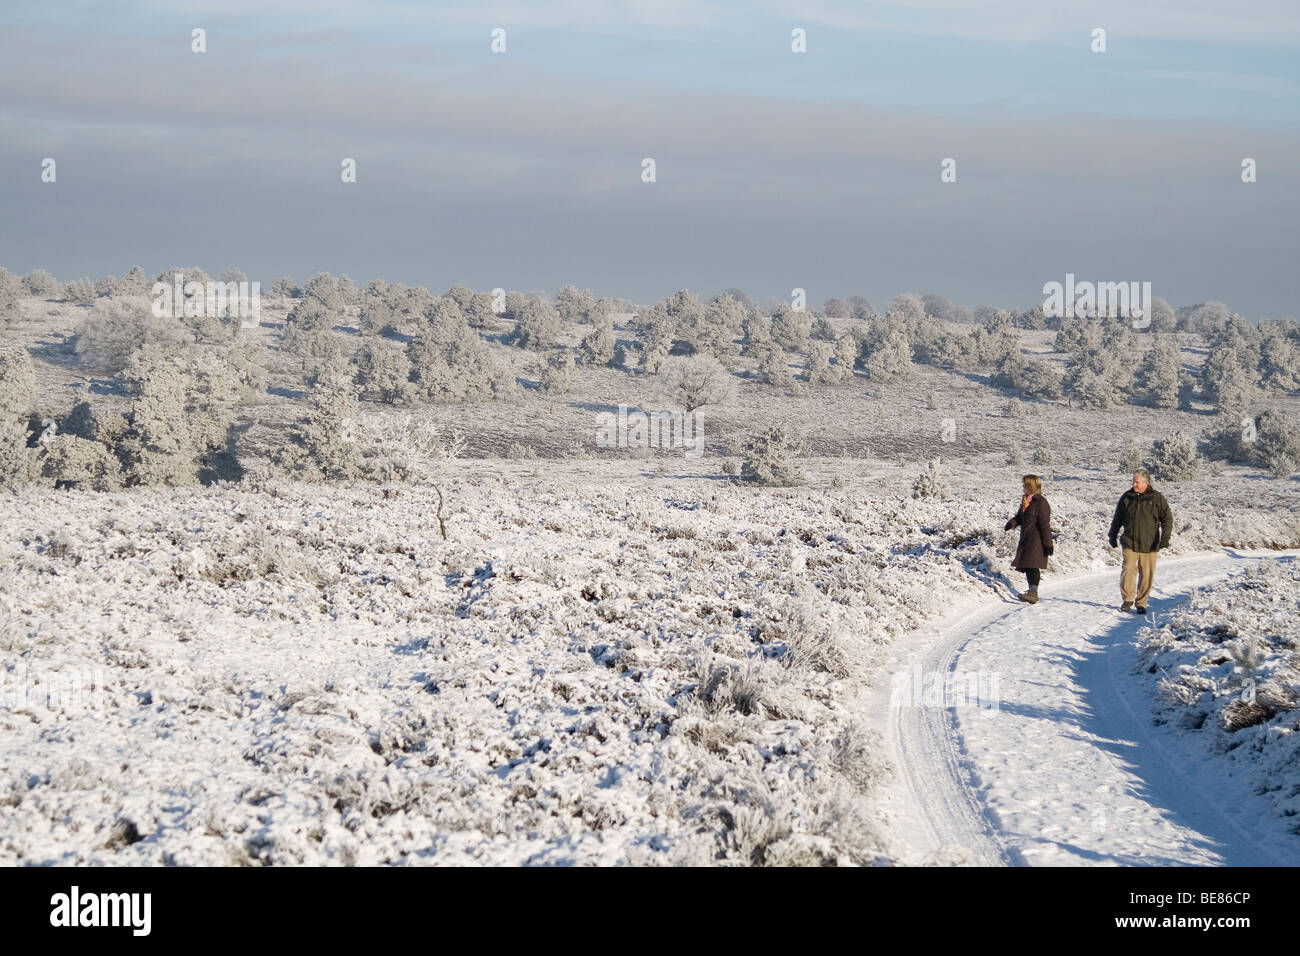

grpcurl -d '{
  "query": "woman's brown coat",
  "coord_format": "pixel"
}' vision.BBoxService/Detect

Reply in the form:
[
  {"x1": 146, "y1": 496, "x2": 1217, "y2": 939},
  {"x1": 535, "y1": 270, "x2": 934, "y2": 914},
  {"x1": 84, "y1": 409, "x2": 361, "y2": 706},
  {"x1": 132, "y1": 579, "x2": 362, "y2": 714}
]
[{"x1": 1005, "y1": 493, "x2": 1053, "y2": 570}]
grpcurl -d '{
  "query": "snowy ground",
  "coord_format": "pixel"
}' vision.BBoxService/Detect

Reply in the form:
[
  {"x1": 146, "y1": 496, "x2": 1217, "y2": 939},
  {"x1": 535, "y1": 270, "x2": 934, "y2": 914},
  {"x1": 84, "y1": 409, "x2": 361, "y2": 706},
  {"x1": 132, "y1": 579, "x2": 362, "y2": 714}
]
[
  {"x1": 873, "y1": 549, "x2": 1300, "y2": 866},
  {"x1": 2, "y1": 460, "x2": 1298, "y2": 865}
]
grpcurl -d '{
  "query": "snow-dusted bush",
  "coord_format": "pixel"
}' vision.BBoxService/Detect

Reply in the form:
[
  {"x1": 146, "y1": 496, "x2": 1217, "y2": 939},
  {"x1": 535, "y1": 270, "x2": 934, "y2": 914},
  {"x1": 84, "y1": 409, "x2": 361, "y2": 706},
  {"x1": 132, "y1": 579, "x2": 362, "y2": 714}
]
[
  {"x1": 1201, "y1": 346, "x2": 1260, "y2": 417},
  {"x1": 286, "y1": 273, "x2": 345, "y2": 333},
  {"x1": 0, "y1": 347, "x2": 36, "y2": 422},
  {"x1": 0, "y1": 418, "x2": 35, "y2": 489},
  {"x1": 1150, "y1": 430, "x2": 1201, "y2": 481},
  {"x1": 739, "y1": 426, "x2": 804, "y2": 486},
  {"x1": 73, "y1": 296, "x2": 193, "y2": 374},
  {"x1": 1118, "y1": 443, "x2": 1145, "y2": 474},
  {"x1": 117, "y1": 266, "x2": 150, "y2": 296},
  {"x1": 912, "y1": 458, "x2": 951, "y2": 499},
  {"x1": 833, "y1": 334, "x2": 858, "y2": 376},
  {"x1": 23, "y1": 268, "x2": 61, "y2": 299},
  {"x1": 577, "y1": 313, "x2": 616, "y2": 366},
  {"x1": 0, "y1": 268, "x2": 22, "y2": 331},
  {"x1": 757, "y1": 347, "x2": 792, "y2": 387},
  {"x1": 352, "y1": 338, "x2": 411, "y2": 404},
  {"x1": 275, "y1": 375, "x2": 363, "y2": 480},
  {"x1": 864, "y1": 329, "x2": 913, "y2": 382},
  {"x1": 1135, "y1": 335, "x2": 1181, "y2": 408},
  {"x1": 536, "y1": 351, "x2": 574, "y2": 394},
  {"x1": 1258, "y1": 320, "x2": 1300, "y2": 393},
  {"x1": 406, "y1": 316, "x2": 498, "y2": 403},
  {"x1": 993, "y1": 352, "x2": 1061, "y2": 399},
  {"x1": 63, "y1": 277, "x2": 96, "y2": 306},
  {"x1": 116, "y1": 344, "x2": 242, "y2": 486},
  {"x1": 811, "y1": 315, "x2": 837, "y2": 342},
  {"x1": 662, "y1": 354, "x2": 736, "y2": 411},
  {"x1": 802, "y1": 341, "x2": 838, "y2": 385},
  {"x1": 444, "y1": 284, "x2": 498, "y2": 330},
  {"x1": 270, "y1": 276, "x2": 298, "y2": 300},
  {"x1": 770, "y1": 304, "x2": 811, "y2": 353},
  {"x1": 1250, "y1": 410, "x2": 1300, "y2": 479},
  {"x1": 740, "y1": 312, "x2": 773, "y2": 358},
  {"x1": 554, "y1": 283, "x2": 595, "y2": 323},
  {"x1": 510, "y1": 298, "x2": 561, "y2": 350},
  {"x1": 38, "y1": 433, "x2": 123, "y2": 490}
]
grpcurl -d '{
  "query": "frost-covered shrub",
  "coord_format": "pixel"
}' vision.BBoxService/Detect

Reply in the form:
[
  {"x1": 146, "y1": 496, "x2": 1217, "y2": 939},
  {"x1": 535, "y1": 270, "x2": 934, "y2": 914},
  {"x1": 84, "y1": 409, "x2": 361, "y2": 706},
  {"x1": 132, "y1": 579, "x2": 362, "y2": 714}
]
[
  {"x1": 39, "y1": 433, "x2": 123, "y2": 490},
  {"x1": 577, "y1": 313, "x2": 616, "y2": 365},
  {"x1": 740, "y1": 313, "x2": 774, "y2": 357},
  {"x1": 770, "y1": 304, "x2": 812, "y2": 353},
  {"x1": 1251, "y1": 410, "x2": 1300, "y2": 479},
  {"x1": 833, "y1": 333, "x2": 858, "y2": 375},
  {"x1": 536, "y1": 351, "x2": 574, "y2": 394},
  {"x1": 1118, "y1": 443, "x2": 1145, "y2": 474},
  {"x1": 757, "y1": 348, "x2": 792, "y2": 387},
  {"x1": 1150, "y1": 430, "x2": 1201, "y2": 481},
  {"x1": 0, "y1": 347, "x2": 35, "y2": 422},
  {"x1": 662, "y1": 354, "x2": 735, "y2": 411},
  {"x1": 811, "y1": 315, "x2": 837, "y2": 342},
  {"x1": 739, "y1": 426, "x2": 804, "y2": 486},
  {"x1": 73, "y1": 296, "x2": 193, "y2": 374},
  {"x1": 864, "y1": 329, "x2": 913, "y2": 383},
  {"x1": 0, "y1": 418, "x2": 35, "y2": 489},
  {"x1": 275, "y1": 376, "x2": 363, "y2": 480},
  {"x1": 1006, "y1": 441, "x2": 1023, "y2": 466},
  {"x1": 23, "y1": 268, "x2": 61, "y2": 298},
  {"x1": 1135, "y1": 336, "x2": 1181, "y2": 408},
  {"x1": 1258, "y1": 320, "x2": 1300, "y2": 392},
  {"x1": 406, "y1": 317, "x2": 497, "y2": 403},
  {"x1": 993, "y1": 353, "x2": 1061, "y2": 399},
  {"x1": 116, "y1": 344, "x2": 242, "y2": 486},
  {"x1": 1001, "y1": 397, "x2": 1023, "y2": 418},
  {"x1": 270, "y1": 276, "x2": 298, "y2": 300},
  {"x1": 64, "y1": 278, "x2": 96, "y2": 306},
  {"x1": 802, "y1": 342, "x2": 838, "y2": 385},
  {"x1": 1202, "y1": 349, "x2": 1260, "y2": 417},
  {"x1": 444, "y1": 284, "x2": 498, "y2": 330},
  {"x1": 0, "y1": 268, "x2": 22, "y2": 331},
  {"x1": 912, "y1": 458, "x2": 951, "y2": 499},
  {"x1": 510, "y1": 298, "x2": 561, "y2": 350},
  {"x1": 554, "y1": 283, "x2": 595, "y2": 323},
  {"x1": 117, "y1": 266, "x2": 150, "y2": 296},
  {"x1": 285, "y1": 273, "x2": 345, "y2": 333},
  {"x1": 351, "y1": 338, "x2": 411, "y2": 404}
]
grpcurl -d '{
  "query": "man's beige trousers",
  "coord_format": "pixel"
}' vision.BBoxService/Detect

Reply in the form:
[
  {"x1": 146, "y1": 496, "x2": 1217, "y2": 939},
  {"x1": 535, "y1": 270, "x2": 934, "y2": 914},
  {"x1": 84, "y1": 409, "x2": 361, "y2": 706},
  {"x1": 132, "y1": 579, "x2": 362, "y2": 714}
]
[{"x1": 1121, "y1": 547, "x2": 1158, "y2": 606}]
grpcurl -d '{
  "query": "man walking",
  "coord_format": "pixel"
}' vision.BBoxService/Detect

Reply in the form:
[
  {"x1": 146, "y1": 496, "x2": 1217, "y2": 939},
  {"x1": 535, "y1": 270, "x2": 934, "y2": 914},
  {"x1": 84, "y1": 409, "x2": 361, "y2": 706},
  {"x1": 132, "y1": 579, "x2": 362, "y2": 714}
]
[{"x1": 1107, "y1": 469, "x2": 1173, "y2": 613}]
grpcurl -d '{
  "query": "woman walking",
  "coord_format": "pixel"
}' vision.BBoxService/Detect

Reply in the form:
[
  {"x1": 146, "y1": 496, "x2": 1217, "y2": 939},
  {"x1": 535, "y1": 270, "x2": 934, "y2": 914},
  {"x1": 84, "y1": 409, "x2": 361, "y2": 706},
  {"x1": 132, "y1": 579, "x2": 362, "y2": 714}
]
[{"x1": 1004, "y1": 474, "x2": 1053, "y2": 603}]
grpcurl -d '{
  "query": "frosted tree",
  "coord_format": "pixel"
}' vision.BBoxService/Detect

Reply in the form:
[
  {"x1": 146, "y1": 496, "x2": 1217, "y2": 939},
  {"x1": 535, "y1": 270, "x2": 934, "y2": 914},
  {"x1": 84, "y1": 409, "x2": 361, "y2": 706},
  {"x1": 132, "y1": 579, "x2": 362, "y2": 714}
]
[
  {"x1": 1253, "y1": 410, "x2": 1300, "y2": 479},
  {"x1": 536, "y1": 351, "x2": 574, "y2": 394},
  {"x1": 864, "y1": 329, "x2": 913, "y2": 382},
  {"x1": 921, "y1": 293, "x2": 953, "y2": 321},
  {"x1": 352, "y1": 338, "x2": 411, "y2": 404},
  {"x1": 739, "y1": 426, "x2": 804, "y2": 486},
  {"x1": 740, "y1": 312, "x2": 774, "y2": 357},
  {"x1": 758, "y1": 347, "x2": 793, "y2": 386},
  {"x1": 577, "y1": 313, "x2": 616, "y2": 365},
  {"x1": 0, "y1": 268, "x2": 23, "y2": 331},
  {"x1": 73, "y1": 296, "x2": 193, "y2": 374},
  {"x1": 286, "y1": 272, "x2": 346, "y2": 333},
  {"x1": 277, "y1": 374, "x2": 364, "y2": 480},
  {"x1": 1148, "y1": 296, "x2": 1176, "y2": 333},
  {"x1": 406, "y1": 315, "x2": 498, "y2": 402},
  {"x1": 64, "y1": 278, "x2": 96, "y2": 306},
  {"x1": 1201, "y1": 347, "x2": 1259, "y2": 417},
  {"x1": 510, "y1": 297, "x2": 561, "y2": 349},
  {"x1": 555, "y1": 284, "x2": 596, "y2": 323},
  {"x1": 119, "y1": 266, "x2": 151, "y2": 296},
  {"x1": 803, "y1": 341, "x2": 838, "y2": 385},
  {"x1": 633, "y1": 302, "x2": 674, "y2": 373},
  {"x1": 1135, "y1": 336, "x2": 1181, "y2": 408},
  {"x1": 0, "y1": 347, "x2": 35, "y2": 422},
  {"x1": 847, "y1": 296, "x2": 875, "y2": 320},
  {"x1": 662, "y1": 354, "x2": 736, "y2": 411},
  {"x1": 833, "y1": 333, "x2": 859, "y2": 377},
  {"x1": 1259, "y1": 320, "x2": 1300, "y2": 392},
  {"x1": 911, "y1": 458, "x2": 951, "y2": 499},
  {"x1": 770, "y1": 303, "x2": 812, "y2": 353},
  {"x1": 1150, "y1": 431, "x2": 1201, "y2": 481},
  {"x1": 23, "y1": 268, "x2": 62, "y2": 298},
  {"x1": 822, "y1": 298, "x2": 849, "y2": 318},
  {"x1": 39, "y1": 434, "x2": 124, "y2": 491},
  {"x1": 270, "y1": 276, "x2": 298, "y2": 299}
]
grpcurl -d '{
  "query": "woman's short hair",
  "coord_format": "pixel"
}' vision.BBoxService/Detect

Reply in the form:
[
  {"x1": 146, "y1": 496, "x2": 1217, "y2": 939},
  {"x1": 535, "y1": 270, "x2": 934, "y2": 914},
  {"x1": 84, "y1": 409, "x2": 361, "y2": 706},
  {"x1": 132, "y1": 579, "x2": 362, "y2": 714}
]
[{"x1": 1021, "y1": 474, "x2": 1042, "y2": 494}]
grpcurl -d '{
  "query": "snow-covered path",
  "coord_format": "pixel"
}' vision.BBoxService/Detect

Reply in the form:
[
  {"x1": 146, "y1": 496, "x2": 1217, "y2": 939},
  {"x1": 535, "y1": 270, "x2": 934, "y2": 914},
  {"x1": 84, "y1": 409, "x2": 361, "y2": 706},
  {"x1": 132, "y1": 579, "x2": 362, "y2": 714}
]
[{"x1": 867, "y1": 549, "x2": 1300, "y2": 867}]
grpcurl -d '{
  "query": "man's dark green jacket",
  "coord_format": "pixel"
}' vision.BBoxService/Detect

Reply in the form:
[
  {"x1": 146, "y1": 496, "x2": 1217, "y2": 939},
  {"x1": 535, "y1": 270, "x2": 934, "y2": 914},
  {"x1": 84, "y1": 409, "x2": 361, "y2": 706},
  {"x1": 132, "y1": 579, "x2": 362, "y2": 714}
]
[{"x1": 1108, "y1": 486, "x2": 1173, "y2": 552}]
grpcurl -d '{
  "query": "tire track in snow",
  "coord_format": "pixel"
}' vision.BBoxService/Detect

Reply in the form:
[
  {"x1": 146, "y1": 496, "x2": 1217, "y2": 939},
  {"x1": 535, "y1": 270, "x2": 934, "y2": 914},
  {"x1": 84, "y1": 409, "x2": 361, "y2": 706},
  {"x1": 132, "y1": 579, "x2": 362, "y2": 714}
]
[{"x1": 869, "y1": 549, "x2": 1300, "y2": 866}]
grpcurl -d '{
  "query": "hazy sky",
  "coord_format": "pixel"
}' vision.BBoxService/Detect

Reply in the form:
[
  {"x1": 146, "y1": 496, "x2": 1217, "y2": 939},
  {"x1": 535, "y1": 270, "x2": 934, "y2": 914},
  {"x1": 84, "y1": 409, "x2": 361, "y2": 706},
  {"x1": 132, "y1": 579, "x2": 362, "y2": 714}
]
[{"x1": 2, "y1": 0, "x2": 1298, "y2": 316}]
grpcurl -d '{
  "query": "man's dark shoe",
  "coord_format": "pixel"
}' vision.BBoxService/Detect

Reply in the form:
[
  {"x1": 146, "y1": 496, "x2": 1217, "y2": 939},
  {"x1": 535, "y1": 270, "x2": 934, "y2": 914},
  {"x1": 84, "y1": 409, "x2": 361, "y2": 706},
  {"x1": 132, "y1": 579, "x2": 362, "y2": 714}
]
[
  {"x1": 1121, "y1": 600, "x2": 1132, "y2": 611},
  {"x1": 1134, "y1": 605, "x2": 1147, "y2": 614}
]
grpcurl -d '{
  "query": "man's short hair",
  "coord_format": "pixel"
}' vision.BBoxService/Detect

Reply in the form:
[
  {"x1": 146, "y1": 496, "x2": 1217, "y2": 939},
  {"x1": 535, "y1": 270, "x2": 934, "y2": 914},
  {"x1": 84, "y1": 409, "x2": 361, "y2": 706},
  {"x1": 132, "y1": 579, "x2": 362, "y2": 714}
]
[{"x1": 1133, "y1": 469, "x2": 1150, "y2": 483}]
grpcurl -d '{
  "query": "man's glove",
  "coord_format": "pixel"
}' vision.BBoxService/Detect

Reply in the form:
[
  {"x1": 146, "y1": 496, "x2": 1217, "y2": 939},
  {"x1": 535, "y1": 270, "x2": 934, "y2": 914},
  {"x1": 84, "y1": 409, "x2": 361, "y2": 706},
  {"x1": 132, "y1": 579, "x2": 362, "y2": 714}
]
[{"x1": 1108, "y1": 536, "x2": 1117, "y2": 549}]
